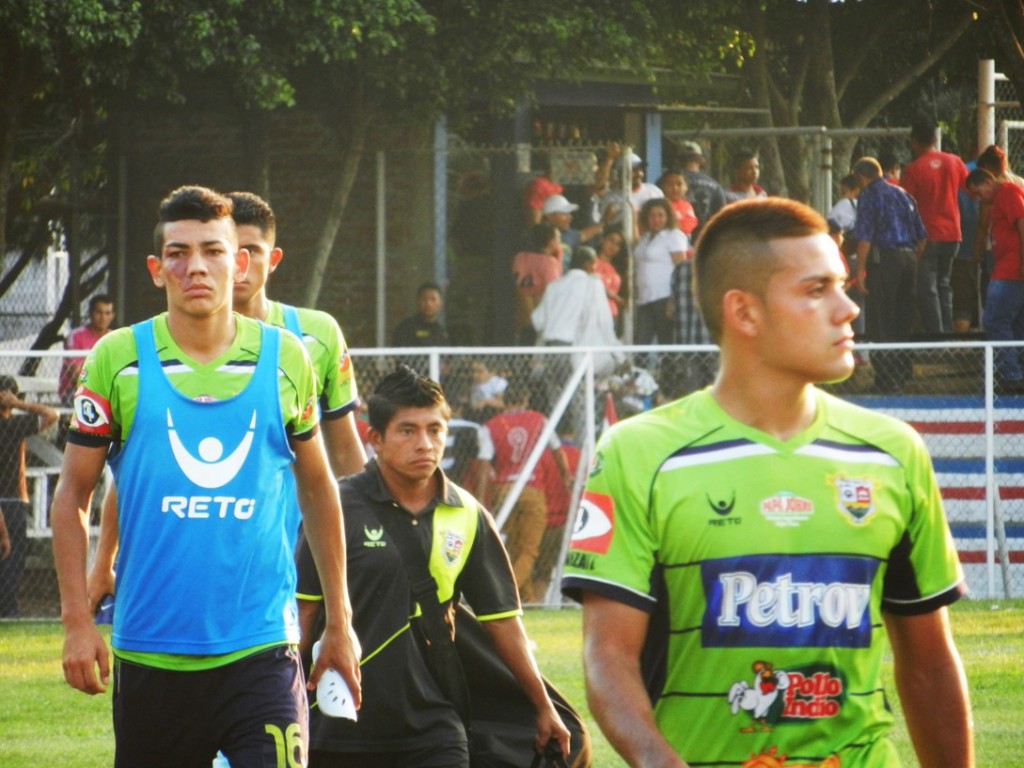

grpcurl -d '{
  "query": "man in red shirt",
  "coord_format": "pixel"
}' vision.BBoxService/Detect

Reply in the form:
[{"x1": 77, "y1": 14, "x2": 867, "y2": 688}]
[
  {"x1": 901, "y1": 122, "x2": 969, "y2": 334},
  {"x1": 967, "y1": 168, "x2": 1024, "y2": 389},
  {"x1": 477, "y1": 379, "x2": 570, "y2": 603}
]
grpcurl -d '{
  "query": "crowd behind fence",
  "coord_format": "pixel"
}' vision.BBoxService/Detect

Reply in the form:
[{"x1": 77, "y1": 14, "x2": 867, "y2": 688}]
[{"x1": 1, "y1": 340, "x2": 1022, "y2": 621}]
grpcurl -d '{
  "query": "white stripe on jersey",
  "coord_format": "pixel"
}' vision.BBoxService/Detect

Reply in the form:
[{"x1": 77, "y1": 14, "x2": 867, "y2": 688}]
[
  {"x1": 661, "y1": 442, "x2": 775, "y2": 472},
  {"x1": 796, "y1": 442, "x2": 899, "y2": 466}
]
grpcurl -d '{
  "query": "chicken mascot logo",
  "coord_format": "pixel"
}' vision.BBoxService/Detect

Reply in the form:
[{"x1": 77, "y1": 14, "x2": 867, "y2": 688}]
[{"x1": 728, "y1": 660, "x2": 790, "y2": 732}]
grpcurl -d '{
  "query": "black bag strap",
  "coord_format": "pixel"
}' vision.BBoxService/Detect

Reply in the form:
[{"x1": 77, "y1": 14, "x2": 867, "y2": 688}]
[{"x1": 374, "y1": 507, "x2": 474, "y2": 728}]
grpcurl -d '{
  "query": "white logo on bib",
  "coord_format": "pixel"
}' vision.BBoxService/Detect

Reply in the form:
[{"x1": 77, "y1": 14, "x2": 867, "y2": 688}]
[{"x1": 167, "y1": 410, "x2": 256, "y2": 489}]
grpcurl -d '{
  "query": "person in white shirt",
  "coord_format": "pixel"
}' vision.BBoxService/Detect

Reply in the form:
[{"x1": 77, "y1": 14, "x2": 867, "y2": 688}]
[
  {"x1": 532, "y1": 247, "x2": 623, "y2": 433},
  {"x1": 634, "y1": 198, "x2": 690, "y2": 347}
]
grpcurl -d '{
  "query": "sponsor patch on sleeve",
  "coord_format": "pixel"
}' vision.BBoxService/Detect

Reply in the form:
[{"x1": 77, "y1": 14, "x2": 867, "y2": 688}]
[{"x1": 570, "y1": 491, "x2": 615, "y2": 554}]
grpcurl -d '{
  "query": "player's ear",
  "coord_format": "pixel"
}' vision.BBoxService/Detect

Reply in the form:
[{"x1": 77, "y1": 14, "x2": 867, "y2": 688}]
[
  {"x1": 268, "y1": 248, "x2": 284, "y2": 273},
  {"x1": 368, "y1": 426, "x2": 384, "y2": 454},
  {"x1": 234, "y1": 248, "x2": 250, "y2": 283},
  {"x1": 146, "y1": 255, "x2": 164, "y2": 287},
  {"x1": 721, "y1": 288, "x2": 762, "y2": 339}
]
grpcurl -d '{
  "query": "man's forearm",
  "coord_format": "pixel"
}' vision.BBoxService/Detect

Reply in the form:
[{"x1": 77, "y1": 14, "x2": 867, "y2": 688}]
[
  {"x1": 895, "y1": 651, "x2": 973, "y2": 767},
  {"x1": 586, "y1": 647, "x2": 687, "y2": 768},
  {"x1": 322, "y1": 412, "x2": 368, "y2": 478}
]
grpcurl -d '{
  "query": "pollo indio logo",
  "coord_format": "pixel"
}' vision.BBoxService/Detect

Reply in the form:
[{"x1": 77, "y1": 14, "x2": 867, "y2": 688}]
[{"x1": 160, "y1": 409, "x2": 258, "y2": 520}]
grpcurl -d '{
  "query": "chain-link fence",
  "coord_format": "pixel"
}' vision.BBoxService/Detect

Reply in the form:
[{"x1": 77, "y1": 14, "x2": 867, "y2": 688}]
[
  {"x1": 996, "y1": 73, "x2": 1023, "y2": 174},
  {"x1": 2, "y1": 341, "x2": 1021, "y2": 622}
]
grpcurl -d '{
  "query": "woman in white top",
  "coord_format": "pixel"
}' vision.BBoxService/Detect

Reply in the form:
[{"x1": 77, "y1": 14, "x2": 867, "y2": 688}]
[{"x1": 634, "y1": 198, "x2": 689, "y2": 345}]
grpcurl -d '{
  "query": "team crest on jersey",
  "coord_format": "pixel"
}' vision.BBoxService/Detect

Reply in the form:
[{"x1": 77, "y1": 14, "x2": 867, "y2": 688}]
[
  {"x1": 834, "y1": 477, "x2": 874, "y2": 524},
  {"x1": 442, "y1": 529, "x2": 465, "y2": 564},
  {"x1": 571, "y1": 491, "x2": 614, "y2": 554}
]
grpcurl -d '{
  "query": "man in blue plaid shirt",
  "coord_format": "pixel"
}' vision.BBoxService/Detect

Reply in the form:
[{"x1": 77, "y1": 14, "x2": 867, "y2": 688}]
[{"x1": 851, "y1": 156, "x2": 927, "y2": 392}]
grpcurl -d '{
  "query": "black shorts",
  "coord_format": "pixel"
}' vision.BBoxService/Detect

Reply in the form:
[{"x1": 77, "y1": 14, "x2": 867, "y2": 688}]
[{"x1": 113, "y1": 644, "x2": 308, "y2": 768}]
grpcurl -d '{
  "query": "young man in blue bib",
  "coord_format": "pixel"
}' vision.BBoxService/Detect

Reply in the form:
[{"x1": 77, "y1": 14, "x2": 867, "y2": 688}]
[{"x1": 52, "y1": 186, "x2": 360, "y2": 767}]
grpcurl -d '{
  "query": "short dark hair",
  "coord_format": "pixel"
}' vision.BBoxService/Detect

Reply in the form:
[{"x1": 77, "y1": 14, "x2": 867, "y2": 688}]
[
  {"x1": 367, "y1": 365, "x2": 450, "y2": 432},
  {"x1": 416, "y1": 281, "x2": 443, "y2": 298},
  {"x1": 977, "y1": 144, "x2": 1008, "y2": 176},
  {"x1": 838, "y1": 174, "x2": 858, "y2": 192},
  {"x1": 732, "y1": 148, "x2": 758, "y2": 168},
  {"x1": 910, "y1": 121, "x2": 938, "y2": 147},
  {"x1": 153, "y1": 186, "x2": 233, "y2": 253},
  {"x1": 0, "y1": 374, "x2": 18, "y2": 396},
  {"x1": 528, "y1": 221, "x2": 559, "y2": 252},
  {"x1": 639, "y1": 198, "x2": 678, "y2": 231},
  {"x1": 570, "y1": 246, "x2": 597, "y2": 271},
  {"x1": 503, "y1": 378, "x2": 530, "y2": 406},
  {"x1": 227, "y1": 191, "x2": 276, "y2": 244},
  {"x1": 87, "y1": 293, "x2": 113, "y2": 312},
  {"x1": 695, "y1": 198, "x2": 828, "y2": 343},
  {"x1": 965, "y1": 168, "x2": 996, "y2": 188},
  {"x1": 877, "y1": 150, "x2": 900, "y2": 173}
]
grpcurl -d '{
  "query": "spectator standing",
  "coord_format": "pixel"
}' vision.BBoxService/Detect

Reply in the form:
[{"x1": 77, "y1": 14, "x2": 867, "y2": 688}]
[
  {"x1": 50, "y1": 186, "x2": 360, "y2": 765},
  {"x1": 852, "y1": 157, "x2": 928, "y2": 392},
  {"x1": 657, "y1": 169, "x2": 698, "y2": 237},
  {"x1": 966, "y1": 168, "x2": 1024, "y2": 390},
  {"x1": 726, "y1": 149, "x2": 767, "y2": 202},
  {"x1": 878, "y1": 149, "x2": 903, "y2": 185},
  {"x1": 597, "y1": 147, "x2": 665, "y2": 233},
  {"x1": 392, "y1": 282, "x2": 451, "y2": 347},
  {"x1": 900, "y1": 121, "x2": 969, "y2": 333},
  {"x1": 478, "y1": 380, "x2": 570, "y2": 604},
  {"x1": 829, "y1": 174, "x2": 864, "y2": 336},
  {"x1": 59, "y1": 294, "x2": 116, "y2": 405},
  {"x1": 295, "y1": 367, "x2": 570, "y2": 766},
  {"x1": 531, "y1": 248, "x2": 619, "y2": 366},
  {"x1": 953, "y1": 161, "x2": 982, "y2": 332},
  {"x1": 532, "y1": 248, "x2": 622, "y2": 434},
  {"x1": 523, "y1": 154, "x2": 563, "y2": 227},
  {"x1": 512, "y1": 222, "x2": 563, "y2": 344},
  {"x1": 676, "y1": 140, "x2": 727, "y2": 239},
  {"x1": 563, "y1": 197, "x2": 972, "y2": 768},
  {"x1": 594, "y1": 226, "x2": 626, "y2": 321},
  {"x1": 635, "y1": 198, "x2": 690, "y2": 347},
  {"x1": 542, "y1": 194, "x2": 603, "y2": 270},
  {"x1": 0, "y1": 375, "x2": 58, "y2": 617}
]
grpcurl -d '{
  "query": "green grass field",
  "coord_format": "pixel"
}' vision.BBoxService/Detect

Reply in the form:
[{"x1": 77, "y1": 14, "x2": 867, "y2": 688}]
[{"x1": 2, "y1": 600, "x2": 1021, "y2": 767}]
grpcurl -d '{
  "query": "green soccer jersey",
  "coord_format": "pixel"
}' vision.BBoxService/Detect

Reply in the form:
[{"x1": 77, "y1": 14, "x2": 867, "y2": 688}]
[
  {"x1": 562, "y1": 388, "x2": 964, "y2": 768},
  {"x1": 265, "y1": 300, "x2": 359, "y2": 418},
  {"x1": 68, "y1": 313, "x2": 318, "y2": 447}
]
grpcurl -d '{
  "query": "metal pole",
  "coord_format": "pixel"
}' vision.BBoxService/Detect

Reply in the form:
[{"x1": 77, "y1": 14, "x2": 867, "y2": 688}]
[
  {"x1": 375, "y1": 151, "x2": 386, "y2": 349},
  {"x1": 622, "y1": 146, "x2": 635, "y2": 345},
  {"x1": 984, "y1": 343, "x2": 995, "y2": 598},
  {"x1": 979, "y1": 59, "x2": 996, "y2": 155}
]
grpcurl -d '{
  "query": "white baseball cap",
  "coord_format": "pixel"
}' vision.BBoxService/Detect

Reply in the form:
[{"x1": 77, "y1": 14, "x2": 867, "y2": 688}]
[{"x1": 542, "y1": 194, "x2": 579, "y2": 215}]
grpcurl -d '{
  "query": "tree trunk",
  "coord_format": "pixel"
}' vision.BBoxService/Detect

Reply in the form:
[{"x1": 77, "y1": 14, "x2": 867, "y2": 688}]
[
  {"x1": 986, "y1": 0, "x2": 1024, "y2": 111},
  {"x1": 301, "y1": 107, "x2": 375, "y2": 309}
]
